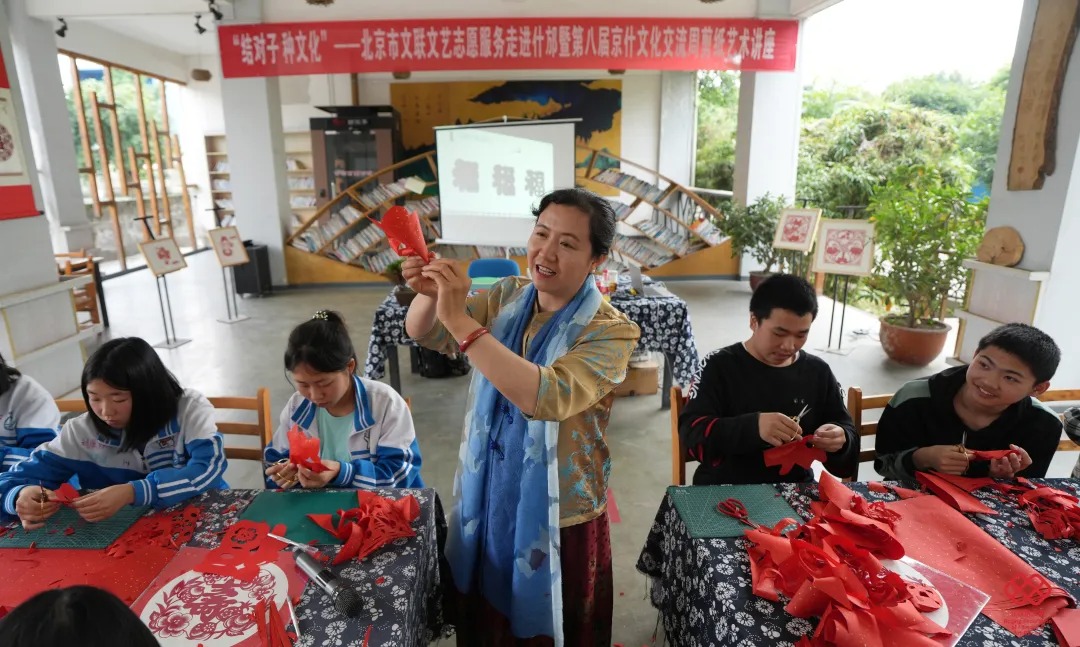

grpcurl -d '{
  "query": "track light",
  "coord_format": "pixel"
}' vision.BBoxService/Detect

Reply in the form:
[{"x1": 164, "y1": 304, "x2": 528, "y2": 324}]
[
  {"x1": 207, "y1": 1, "x2": 223, "y2": 21},
  {"x1": 55, "y1": 17, "x2": 68, "y2": 38},
  {"x1": 194, "y1": 14, "x2": 207, "y2": 35}
]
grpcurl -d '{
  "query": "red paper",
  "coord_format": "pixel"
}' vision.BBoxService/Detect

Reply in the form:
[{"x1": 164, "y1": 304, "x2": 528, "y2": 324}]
[
  {"x1": 763, "y1": 436, "x2": 827, "y2": 476},
  {"x1": 0, "y1": 546, "x2": 175, "y2": 607},
  {"x1": 929, "y1": 473, "x2": 996, "y2": 494},
  {"x1": 373, "y1": 205, "x2": 432, "y2": 263},
  {"x1": 193, "y1": 520, "x2": 287, "y2": 582},
  {"x1": 886, "y1": 494, "x2": 1073, "y2": 636},
  {"x1": 1052, "y1": 608, "x2": 1080, "y2": 646},
  {"x1": 107, "y1": 505, "x2": 202, "y2": 557},
  {"x1": 287, "y1": 426, "x2": 330, "y2": 473},
  {"x1": 968, "y1": 449, "x2": 1020, "y2": 462},
  {"x1": 131, "y1": 546, "x2": 306, "y2": 647},
  {"x1": 916, "y1": 472, "x2": 997, "y2": 516},
  {"x1": 52, "y1": 483, "x2": 79, "y2": 506},
  {"x1": 308, "y1": 490, "x2": 420, "y2": 564}
]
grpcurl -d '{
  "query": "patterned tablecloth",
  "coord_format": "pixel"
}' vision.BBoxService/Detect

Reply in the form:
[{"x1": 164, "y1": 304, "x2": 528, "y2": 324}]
[
  {"x1": 363, "y1": 285, "x2": 700, "y2": 389},
  {"x1": 637, "y1": 479, "x2": 1080, "y2": 647}
]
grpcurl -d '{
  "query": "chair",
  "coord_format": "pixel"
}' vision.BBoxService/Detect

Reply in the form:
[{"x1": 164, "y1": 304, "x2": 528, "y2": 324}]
[
  {"x1": 845, "y1": 387, "x2": 894, "y2": 482},
  {"x1": 57, "y1": 253, "x2": 100, "y2": 327},
  {"x1": 54, "y1": 389, "x2": 273, "y2": 462},
  {"x1": 467, "y1": 257, "x2": 519, "y2": 279},
  {"x1": 671, "y1": 386, "x2": 688, "y2": 485},
  {"x1": 1037, "y1": 389, "x2": 1080, "y2": 451}
]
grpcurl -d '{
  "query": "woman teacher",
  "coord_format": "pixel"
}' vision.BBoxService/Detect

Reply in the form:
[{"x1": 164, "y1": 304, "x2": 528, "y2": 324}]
[{"x1": 404, "y1": 187, "x2": 640, "y2": 646}]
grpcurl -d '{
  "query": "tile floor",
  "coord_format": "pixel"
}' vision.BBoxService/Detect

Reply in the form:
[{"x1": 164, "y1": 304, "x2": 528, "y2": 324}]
[{"x1": 82, "y1": 249, "x2": 1077, "y2": 645}]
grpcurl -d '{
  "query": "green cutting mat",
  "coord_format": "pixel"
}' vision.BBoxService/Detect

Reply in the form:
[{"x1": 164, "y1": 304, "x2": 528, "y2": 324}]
[
  {"x1": 238, "y1": 490, "x2": 359, "y2": 544},
  {"x1": 0, "y1": 504, "x2": 148, "y2": 549},
  {"x1": 667, "y1": 485, "x2": 800, "y2": 539}
]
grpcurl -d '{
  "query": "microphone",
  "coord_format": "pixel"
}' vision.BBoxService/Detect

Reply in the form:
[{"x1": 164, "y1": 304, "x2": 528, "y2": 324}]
[{"x1": 290, "y1": 547, "x2": 363, "y2": 617}]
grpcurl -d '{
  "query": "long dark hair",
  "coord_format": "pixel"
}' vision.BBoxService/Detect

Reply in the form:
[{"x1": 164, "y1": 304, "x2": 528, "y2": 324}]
[
  {"x1": 81, "y1": 338, "x2": 183, "y2": 452},
  {"x1": 0, "y1": 585, "x2": 160, "y2": 647},
  {"x1": 0, "y1": 351, "x2": 20, "y2": 398},
  {"x1": 284, "y1": 310, "x2": 358, "y2": 374}
]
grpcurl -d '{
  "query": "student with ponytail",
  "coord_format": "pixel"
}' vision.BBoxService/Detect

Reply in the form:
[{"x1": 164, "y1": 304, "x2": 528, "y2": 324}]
[
  {"x1": 0, "y1": 352, "x2": 60, "y2": 473},
  {"x1": 264, "y1": 310, "x2": 422, "y2": 490}
]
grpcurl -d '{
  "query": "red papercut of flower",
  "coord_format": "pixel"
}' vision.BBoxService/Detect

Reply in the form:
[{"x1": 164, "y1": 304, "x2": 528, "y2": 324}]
[{"x1": 148, "y1": 606, "x2": 190, "y2": 638}]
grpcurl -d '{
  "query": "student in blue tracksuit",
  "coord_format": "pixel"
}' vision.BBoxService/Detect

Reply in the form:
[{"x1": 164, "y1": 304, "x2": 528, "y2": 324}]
[
  {"x1": 0, "y1": 338, "x2": 227, "y2": 529},
  {"x1": 0, "y1": 353, "x2": 60, "y2": 472},
  {"x1": 264, "y1": 310, "x2": 422, "y2": 490}
]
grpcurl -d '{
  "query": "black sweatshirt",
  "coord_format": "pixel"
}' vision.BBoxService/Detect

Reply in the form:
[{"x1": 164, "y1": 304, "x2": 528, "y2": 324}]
[
  {"x1": 874, "y1": 365, "x2": 1063, "y2": 480},
  {"x1": 678, "y1": 343, "x2": 858, "y2": 484}
]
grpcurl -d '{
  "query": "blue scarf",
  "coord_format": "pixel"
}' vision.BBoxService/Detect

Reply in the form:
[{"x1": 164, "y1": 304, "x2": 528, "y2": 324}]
[{"x1": 445, "y1": 278, "x2": 602, "y2": 645}]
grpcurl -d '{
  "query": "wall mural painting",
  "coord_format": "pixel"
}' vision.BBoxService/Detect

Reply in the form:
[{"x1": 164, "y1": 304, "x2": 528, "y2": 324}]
[{"x1": 389, "y1": 79, "x2": 622, "y2": 195}]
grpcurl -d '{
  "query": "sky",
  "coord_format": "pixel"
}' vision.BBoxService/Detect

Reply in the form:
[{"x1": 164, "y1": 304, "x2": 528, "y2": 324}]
[{"x1": 800, "y1": 0, "x2": 1024, "y2": 92}]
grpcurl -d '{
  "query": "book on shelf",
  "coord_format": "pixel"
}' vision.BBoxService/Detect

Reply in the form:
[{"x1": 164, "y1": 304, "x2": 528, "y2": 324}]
[
  {"x1": 343, "y1": 221, "x2": 385, "y2": 253},
  {"x1": 288, "y1": 176, "x2": 315, "y2": 190},
  {"x1": 357, "y1": 248, "x2": 399, "y2": 274},
  {"x1": 290, "y1": 195, "x2": 318, "y2": 208},
  {"x1": 689, "y1": 218, "x2": 725, "y2": 246},
  {"x1": 606, "y1": 199, "x2": 632, "y2": 220},
  {"x1": 214, "y1": 199, "x2": 234, "y2": 210},
  {"x1": 633, "y1": 218, "x2": 694, "y2": 256},
  {"x1": 408, "y1": 196, "x2": 440, "y2": 217},
  {"x1": 612, "y1": 233, "x2": 674, "y2": 268},
  {"x1": 593, "y1": 169, "x2": 666, "y2": 203},
  {"x1": 212, "y1": 161, "x2": 230, "y2": 173},
  {"x1": 285, "y1": 158, "x2": 308, "y2": 171},
  {"x1": 357, "y1": 177, "x2": 421, "y2": 210},
  {"x1": 211, "y1": 179, "x2": 231, "y2": 191}
]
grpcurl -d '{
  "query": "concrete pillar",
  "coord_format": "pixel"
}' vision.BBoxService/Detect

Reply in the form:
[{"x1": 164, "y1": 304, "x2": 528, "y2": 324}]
[
  {"x1": 4, "y1": 0, "x2": 92, "y2": 253},
  {"x1": 0, "y1": 3, "x2": 88, "y2": 396},
  {"x1": 961, "y1": 0, "x2": 1080, "y2": 386},
  {"x1": 220, "y1": 0, "x2": 291, "y2": 286},
  {"x1": 657, "y1": 71, "x2": 697, "y2": 187}
]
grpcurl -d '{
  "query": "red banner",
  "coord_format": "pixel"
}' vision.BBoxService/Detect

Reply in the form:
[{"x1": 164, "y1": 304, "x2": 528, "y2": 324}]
[
  {"x1": 0, "y1": 44, "x2": 38, "y2": 221},
  {"x1": 218, "y1": 18, "x2": 798, "y2": 79}
]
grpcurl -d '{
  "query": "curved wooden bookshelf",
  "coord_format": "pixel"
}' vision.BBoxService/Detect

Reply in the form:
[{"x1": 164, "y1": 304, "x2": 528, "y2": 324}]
[{"x1": 284, "y1": 147, "x2": 739, "y2": 285}]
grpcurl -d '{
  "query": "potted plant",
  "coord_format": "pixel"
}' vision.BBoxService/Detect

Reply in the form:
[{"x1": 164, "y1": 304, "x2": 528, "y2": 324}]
[
  {"x1": 870, "y1": 167, "x2": 986, "y2": 366},
  {"x1": 382, "y1": 259, "x2": 418, "y2": 307},
  {"x1": 724, "y1": 194, "x2": 800, "y2": 290}
]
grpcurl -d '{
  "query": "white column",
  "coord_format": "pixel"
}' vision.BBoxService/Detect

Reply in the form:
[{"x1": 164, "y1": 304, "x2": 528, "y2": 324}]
[
  {"x1": 964, "y1": 0, "x2": 1080, "y2": 386},
  {"x1": 3, "y1": 0, "x2": 92, "y2": 252},
  {"x1": 220, "y1": 0, "x2": 291, "y2": 285},
  {"x1": 0, "y1": 3, "x2": 88, "y2": 396},
  {"x1": 657, "y1": 71, "x2": 697, "y2": 186}
]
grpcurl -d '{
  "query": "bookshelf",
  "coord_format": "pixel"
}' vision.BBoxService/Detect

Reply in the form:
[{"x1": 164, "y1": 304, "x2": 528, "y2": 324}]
[
  {"x1": 204, "y1": 134, "x2": 233, "y2": 227},
  {"x1": 577, "y1": 146, "x2": 729, "y2": 272}
]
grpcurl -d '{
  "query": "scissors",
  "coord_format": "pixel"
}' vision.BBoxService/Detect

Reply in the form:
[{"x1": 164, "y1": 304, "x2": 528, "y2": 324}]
[
  {"x1": 266, "y1": 532, "x2": 319, "y2": 556},
  {"x1": 717, "y1": 498, "x2": 759, "y2": 529},
  {"x1": 792, "y1": 404, "x2": 811, "y2": 425},
  {"x1": 958, "y1": 430, "x2": 968, "y2": 454}
]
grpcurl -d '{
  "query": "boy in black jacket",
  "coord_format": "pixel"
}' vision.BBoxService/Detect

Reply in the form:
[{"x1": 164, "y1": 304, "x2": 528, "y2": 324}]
[
  {"x1": 875, "y1": 323, "x2": 1062, "y2": 480},
  {"x1": 679, "y1": 274, "x2": 858, "y2": 484}
]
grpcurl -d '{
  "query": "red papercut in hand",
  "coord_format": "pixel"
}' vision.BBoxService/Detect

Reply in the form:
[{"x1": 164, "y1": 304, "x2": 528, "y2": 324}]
[
  {"x1": 763, "y1": 436, "x2": 827, "y2": 475},
  {"x1": 968, "y1": 449, "x2": 1021, "y2": 462},
  {"x1": 373, "y1": 205, "x2": 431, "y2": 262},
  {"x1": 53, "y1": 483, "x2": 79, "y2": 506},
  {"x1": 288, "y1": 427, "x2": 330, "y2": 473}
]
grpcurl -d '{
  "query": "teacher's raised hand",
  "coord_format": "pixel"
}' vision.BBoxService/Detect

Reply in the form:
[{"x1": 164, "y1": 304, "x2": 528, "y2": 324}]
[
  {"x1": 422, "y1": 259, "x2": 475, "y2": 336},
  {"x1": 401, "y1": 256, "x2": 438, "y2": 299}
]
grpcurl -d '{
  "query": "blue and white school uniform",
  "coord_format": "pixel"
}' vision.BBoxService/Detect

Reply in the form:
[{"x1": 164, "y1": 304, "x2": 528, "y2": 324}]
[
  {"x1": 264, "y1": 375, "x2": 423, "y2": 489},
  {"x1": 0, "y1": 375, "x2": 60, "y2": 473},
  {"x1": 0, "y1": 389, "x2": 228, "y2": 516}
]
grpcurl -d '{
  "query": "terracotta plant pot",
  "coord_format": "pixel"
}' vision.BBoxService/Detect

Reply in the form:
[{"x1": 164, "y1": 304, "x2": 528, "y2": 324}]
[
  {"x1": 879, "y1": 316, "x2": 952, "y2": 367},
  {"x1": 748, "y1": 271, "x2": 774, "y2": 292}
]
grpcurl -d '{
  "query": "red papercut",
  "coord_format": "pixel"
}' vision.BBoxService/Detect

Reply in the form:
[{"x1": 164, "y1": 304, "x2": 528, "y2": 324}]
[
  {"x1": 373, "y1": 205, "x2": 432, "y2": 263},
  {"x1": 193, "y1": 520, "x2": 287, "y2": 582},
  {"x1": 107, "y1": 505, "x2": 202, "y2": 558},
  {"x1": 915, "y1": 471, "x2": 997, "y2": 515},
  {"x1": 929, "y1": 473, "x2": 996, "y2": 494},
  {"x1": 763, "y1": 436, "x2": 827, "y2": 476},
  {"x1": 906, "y1": 582, "x2": 943, "y2": 612},
  {"x1": 0, "y1": 546, "x2": 175, "y2": 607},
  {"x1": 287, "y1": 426, "x2": 330, "y2": 473},
  {"x1": 131, "y1": 546, "x2": 307, "y2": 647},
  {"x1": 307, "y1": 490, "x2": 420, "y2": 564},
  {"x1": 53, "y1": 483, "x2": 79, "y2": 506},
  {"x1": 62, "y1": 526, "x2": 74, "y2": 536},
  {"x1": 887, "y1": 494, "x2": 1073, "y2": 636},
  {"x1": 968, "y1": 449, "x2": 1021, "y2": 462},
  {"x1": 1052, "y1": 608, "x2": 1080, "y2": 647}
]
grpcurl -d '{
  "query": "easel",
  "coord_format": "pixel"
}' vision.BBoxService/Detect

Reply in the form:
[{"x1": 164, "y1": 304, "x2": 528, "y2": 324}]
[
  {"x1": 153, "y1": 272, "x2": 190, "y2": 349},
  {"x1": 209, "y1": 226, "x2": 251, "y2": 325},
  {"x1": 822, "y1": 205, "x2": 866, "y2": 355},
  {"x1": 217, "y1": 265, "x2": 249, "y2": 324}
]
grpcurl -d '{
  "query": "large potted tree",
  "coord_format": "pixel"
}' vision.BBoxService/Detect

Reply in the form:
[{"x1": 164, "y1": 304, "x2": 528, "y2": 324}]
[
  {"x1": 724, "y1": 194, "x2": 791, "y2": 291},
  {"x1": 870, "y1": 168, "x2": 986, "y2": 366}
]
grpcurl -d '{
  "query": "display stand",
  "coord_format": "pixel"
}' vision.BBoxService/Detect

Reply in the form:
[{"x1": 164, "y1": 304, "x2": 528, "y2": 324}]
[
  {"x1": 820, "y1": 206, "x2": 867, "y2": 356},
  {"x1": 153, "y1": 274, "x2": 190, "y2": 349},
  {"x1": 217, "y1": 266, "x2": 249, "y2": 324},
  {"x1": 208, "y1": 226, "x2": 251, "y2": 325}
]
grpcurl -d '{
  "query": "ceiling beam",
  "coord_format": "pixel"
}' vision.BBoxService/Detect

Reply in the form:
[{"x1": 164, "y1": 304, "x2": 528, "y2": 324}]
[
  {"x1": 788, "y1": 0, "x2": 846, "y2": 19},
  {"x1": 26, "y1": 0, "x2": 233, "y2": 19}
]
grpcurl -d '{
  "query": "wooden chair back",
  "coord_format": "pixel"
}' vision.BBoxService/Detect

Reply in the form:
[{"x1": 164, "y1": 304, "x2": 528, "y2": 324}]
[
  {"x1": 1037, "y1": 389, "x2": 1080, "y2": 451},
  {"x1": 57, "y1": 254, "x2": 100, "y2": 325},
  {"x1": 54, "y1": 389, "x2": 273, "y2": 462},
  {"x1": 845, "y1": 386, "x2": 894, "y2": 481},
  {"x1": 671, "y1": 385, "x2": 687, "y2": 485}
]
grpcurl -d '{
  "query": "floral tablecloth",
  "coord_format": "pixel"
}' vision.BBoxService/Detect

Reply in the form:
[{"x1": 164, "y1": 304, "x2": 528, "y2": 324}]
[
  {"x1": 363, "y1": 286, "x2": 700, "y2": 389},
  {"x1": 637, "y1": 479, "x2": 1080, "y2": 647}
]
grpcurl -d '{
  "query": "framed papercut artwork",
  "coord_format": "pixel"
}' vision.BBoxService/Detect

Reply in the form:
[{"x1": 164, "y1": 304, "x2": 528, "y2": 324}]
[
  {"x1": 208, "y1": 226, "x2": 250, "y2": 267},
  {"x1": 139, "y1": 238, "x2": 187, "y2": 277},
  {"x1": 812, "y1": 219, "x2": 876, "y2": 277},
  {"x1": 772, "y1": 208, "x2": 821, "y2": 252}
]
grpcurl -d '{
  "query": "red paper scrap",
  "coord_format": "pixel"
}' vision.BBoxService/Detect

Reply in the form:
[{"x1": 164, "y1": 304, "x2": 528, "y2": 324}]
[
  {"x1": 287, "y1": 426, "x2": 330, "y2": 474},
  {"x1": 373, "y1": 205, "x2": 432, "y2": 262},
  {"x1": 915, "y1": 472, "x2": 997, "y2": 515},
  {"x1": 930, "y1": 473, "x2": 996, "y2": 494},
  {"x1": 763, "y1": 436, "x2": 827, "y2": 476},
  {"x1": 1052, "y1": 607, "x2": 1080, "y2": 647},
  {"x1": 867, "y1": 482, "x2": 889, "y2": 494},
  {"x1": 63, "y1": 526, "x2": 74, "y2": 536},
  {"x1": 308, "y1": 490, "x2": 420, "y2": 564},
  {"x1": 968, "y1": 449, "x2": 1021, "y2": 462},
  {"x1": 363, "y1": 624, "x2": 374, "y2": 647}
]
